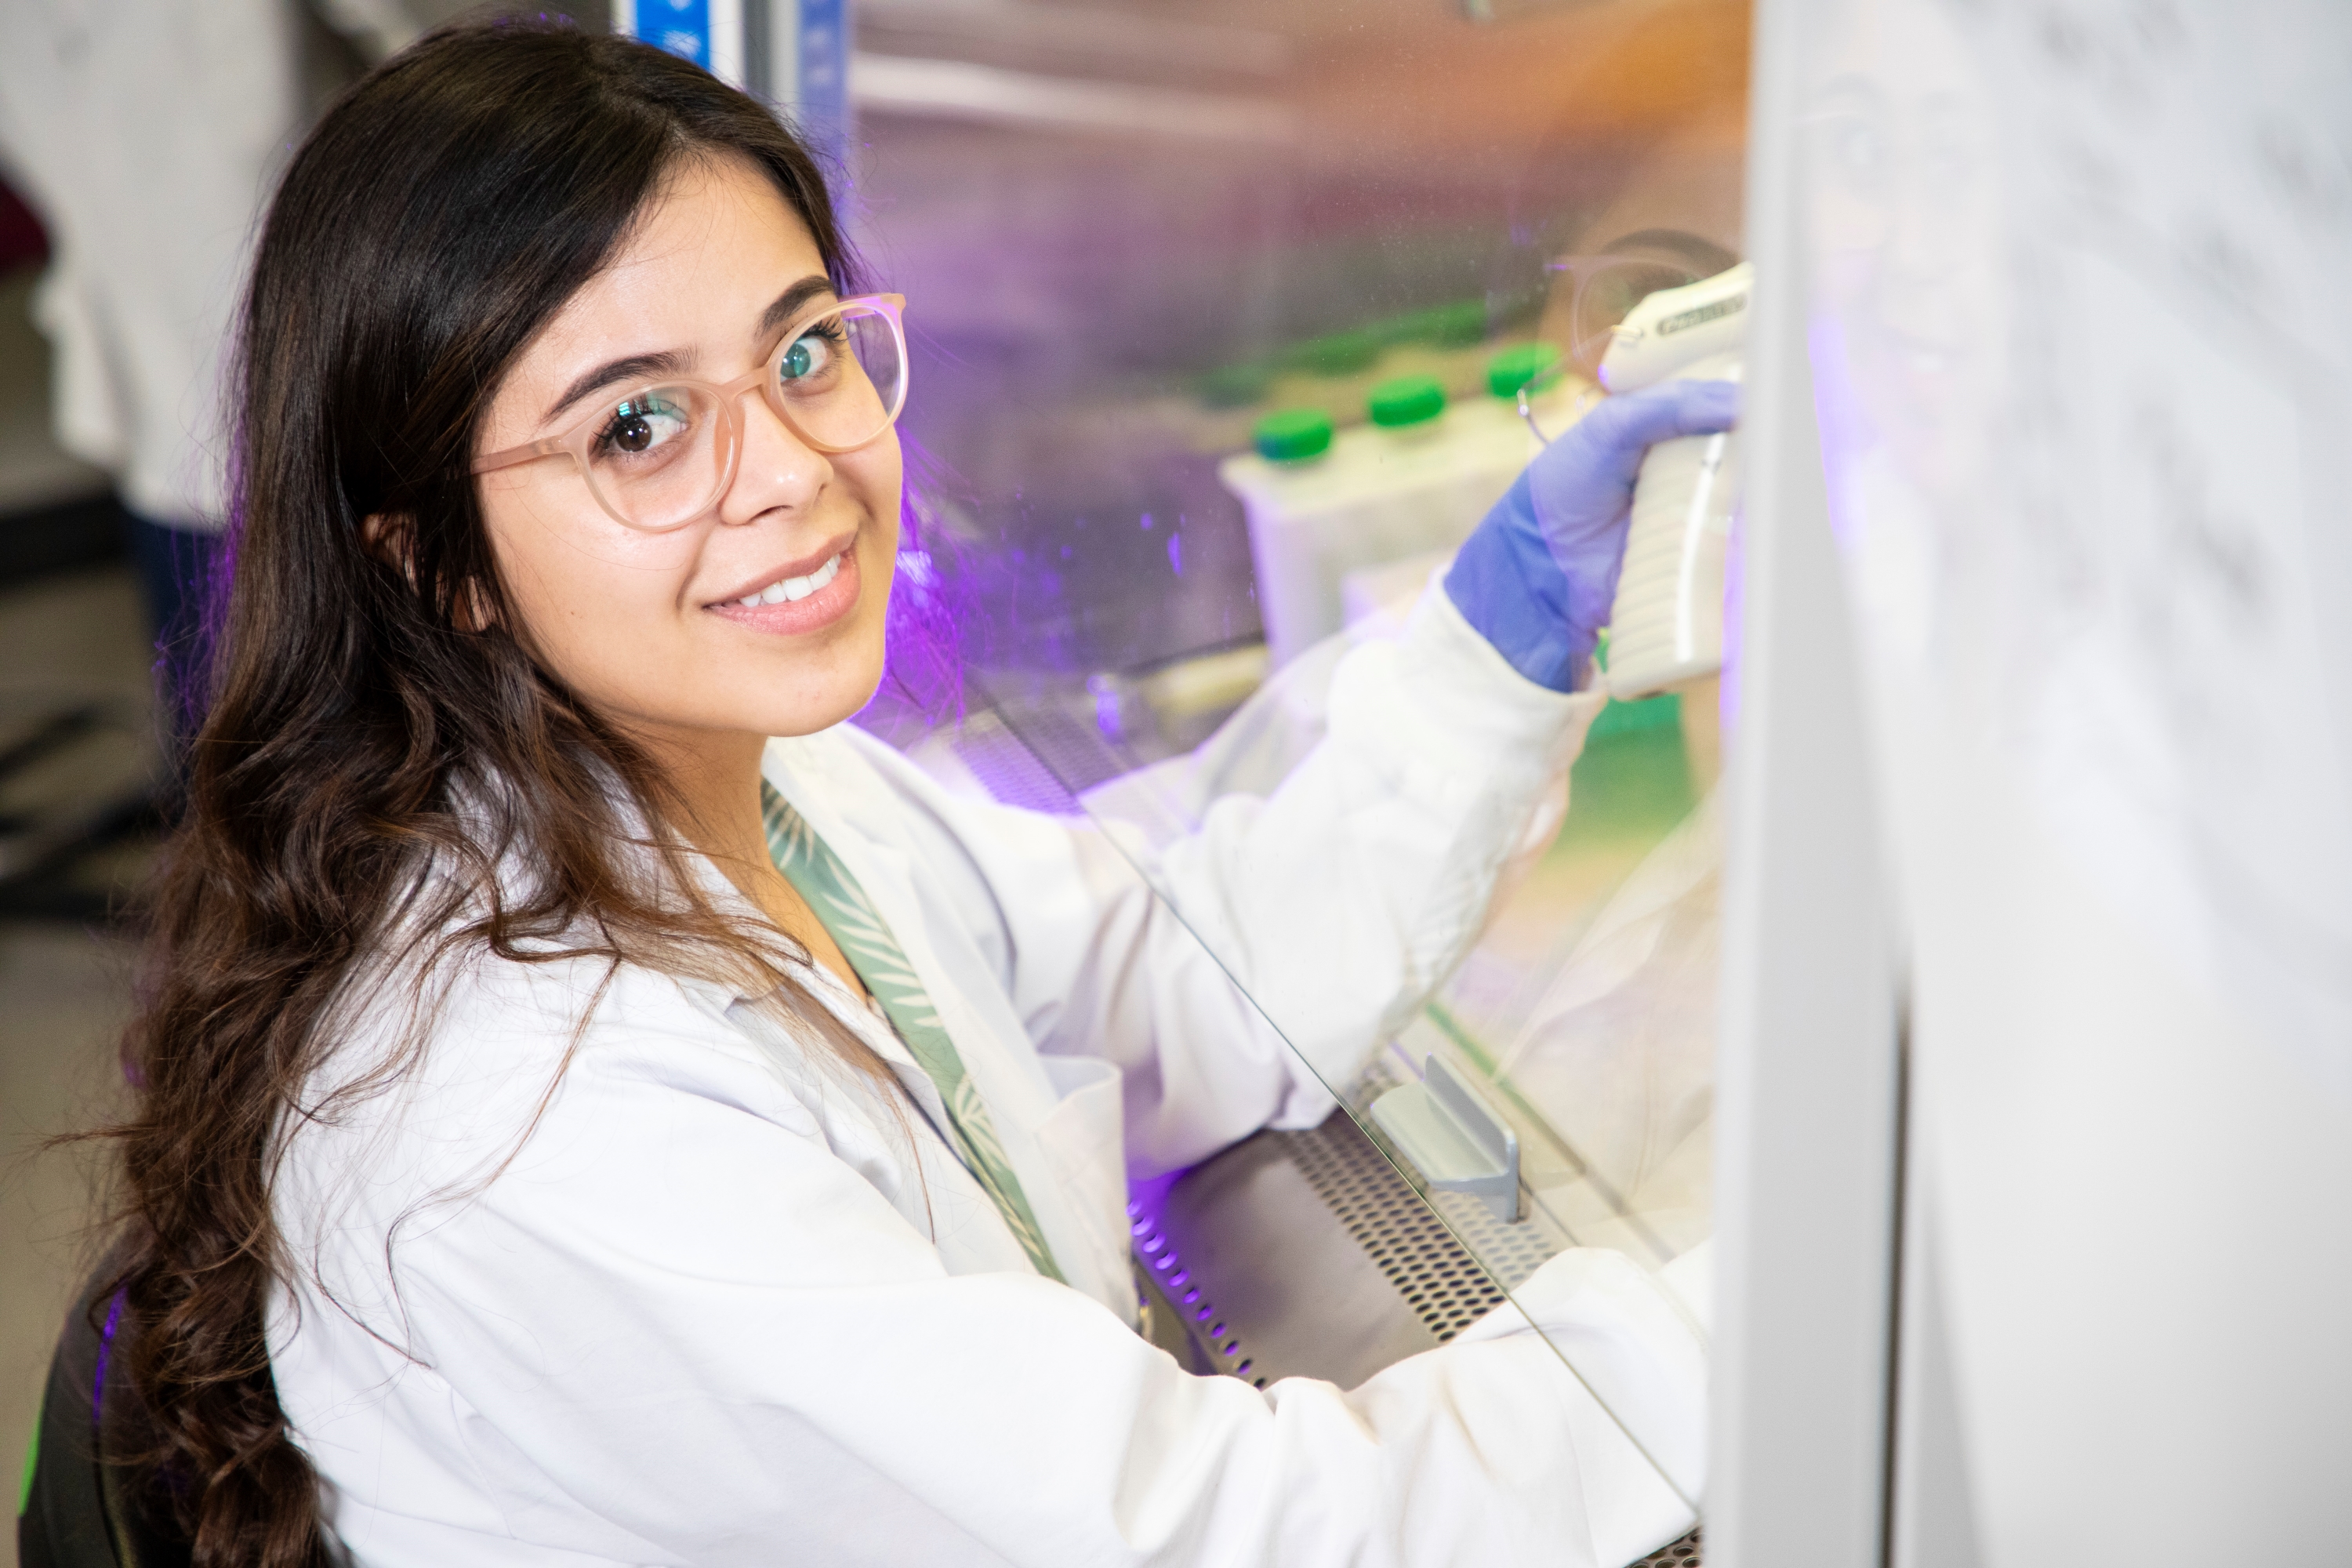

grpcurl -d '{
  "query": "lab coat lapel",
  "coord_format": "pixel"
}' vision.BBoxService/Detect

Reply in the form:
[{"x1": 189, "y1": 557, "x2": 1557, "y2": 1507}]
[
  {"x1": 676, "y1": 818, "x2": 949, "y2": 1134},
  {"x1": 762, "y1": 737, "x2": 1056, "y2": 1108},
  {"x1": 760, "y1": 735, "x2": 1131, "y2": 1315}
]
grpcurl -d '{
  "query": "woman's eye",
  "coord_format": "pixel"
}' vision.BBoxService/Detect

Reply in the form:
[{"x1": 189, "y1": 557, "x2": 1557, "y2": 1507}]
[
  {"x1": 596, "y1": 397, "x2": 689, "y2": 457},
  {"x1": 779, "y1": 327, "x2": 840, "y2": 385}
]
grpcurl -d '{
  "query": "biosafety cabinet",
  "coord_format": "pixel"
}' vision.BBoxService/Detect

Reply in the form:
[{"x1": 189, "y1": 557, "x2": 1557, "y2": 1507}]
[{"x1": 635, "y1": 2, "x2": 2352, "y2": 1565}]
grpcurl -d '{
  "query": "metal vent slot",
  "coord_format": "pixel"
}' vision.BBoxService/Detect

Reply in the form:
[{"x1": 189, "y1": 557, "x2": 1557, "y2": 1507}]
[
  {"x1": 1297, "y1": 1091, "x2": 1702, "y2": 1563},
  {"x1": 1129, "y1": 1203, "x2": 1265, "y2": 1387}
]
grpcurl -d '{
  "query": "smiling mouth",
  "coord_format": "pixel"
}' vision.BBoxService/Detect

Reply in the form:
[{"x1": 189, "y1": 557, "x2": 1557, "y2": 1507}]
[{"x1": 728, "y1": 550, "x2": 847, "y2": 608}]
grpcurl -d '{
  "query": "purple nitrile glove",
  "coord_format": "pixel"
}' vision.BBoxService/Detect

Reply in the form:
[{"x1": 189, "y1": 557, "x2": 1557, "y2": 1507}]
[{"x1": 1446, "y1": 379, "x2": 1740, "y2": 692}]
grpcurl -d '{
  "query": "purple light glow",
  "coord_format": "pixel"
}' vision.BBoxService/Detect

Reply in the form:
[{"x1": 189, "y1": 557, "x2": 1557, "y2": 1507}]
[
  {"x1": 1805, "y1": 313, "x2": 1871, "y2": 553},
  {"x1": 862, "y1": 435, "x2": 974, "y2": 724},
  {"x1": 1125, "y1": 1168, "x2": 1181, "y2": 1214},
  {"x1": 92, "y1": 1290, "x2": 124, "y2": 1424}
]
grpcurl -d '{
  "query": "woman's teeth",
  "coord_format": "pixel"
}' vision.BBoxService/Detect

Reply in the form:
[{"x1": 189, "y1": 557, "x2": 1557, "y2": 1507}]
[{"x1": 736, "y1": 551, "x2": 843, "y2": 608}]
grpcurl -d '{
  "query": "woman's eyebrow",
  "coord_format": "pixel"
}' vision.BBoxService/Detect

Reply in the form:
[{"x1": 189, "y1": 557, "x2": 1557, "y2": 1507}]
[
  {"x1": 546, "y1": 350, "x2": 690, "y2": 424},
  {"x1": 760, "y1": 274, "x2": 838, "y2": 335},
  {"x1": 540, "y1": 278, "x2": 837, "y2": 425}
]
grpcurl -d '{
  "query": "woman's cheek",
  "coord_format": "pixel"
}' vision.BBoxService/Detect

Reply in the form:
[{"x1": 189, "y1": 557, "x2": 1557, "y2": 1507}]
[{"x1": 490, "y1": 508, "x2": 688, "y2": 705}]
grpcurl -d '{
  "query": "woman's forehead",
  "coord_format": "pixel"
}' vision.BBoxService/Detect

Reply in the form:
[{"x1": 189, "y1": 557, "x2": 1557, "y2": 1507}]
[
  {"x1": 621, "y1": 154, "x2": 822, "y2": 278},
  {"x1": 572, "y1": 157, "x2": 820, "y2": 332},
  {"x1": 495, "y1": 157, "x2": 824, "y2": 426}
]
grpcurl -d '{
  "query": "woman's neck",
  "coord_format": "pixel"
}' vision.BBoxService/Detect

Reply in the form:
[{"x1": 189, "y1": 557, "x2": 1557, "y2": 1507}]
[
  {"x1": 633, "y1": 724, "x2": 867, "y2": 997},
  {"x1": 644, "y1": 726, "x2": 773, "y2": 872}
]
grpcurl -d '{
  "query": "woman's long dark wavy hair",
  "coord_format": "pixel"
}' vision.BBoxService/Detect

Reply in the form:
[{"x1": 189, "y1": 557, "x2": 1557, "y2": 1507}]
[{"x1": 87, "y1": 22, "x2": 927, "y2": 1566}]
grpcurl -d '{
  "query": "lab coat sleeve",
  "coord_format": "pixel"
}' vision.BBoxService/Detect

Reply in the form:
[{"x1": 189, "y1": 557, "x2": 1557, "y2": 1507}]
[
  {"x1": 300, "y1": 979, "x2": 1690, "y2": 1568},
  {"x1": 867, "y1": 587, "x2": 1602, "y2": 1174}
]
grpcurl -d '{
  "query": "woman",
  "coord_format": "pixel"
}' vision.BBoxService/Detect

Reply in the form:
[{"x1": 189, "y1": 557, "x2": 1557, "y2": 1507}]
[{"x1": 102, "y1": 21, "x2": 1737, "y2": 1568}]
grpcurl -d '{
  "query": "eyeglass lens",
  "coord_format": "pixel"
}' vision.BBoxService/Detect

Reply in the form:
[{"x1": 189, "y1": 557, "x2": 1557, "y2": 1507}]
[{"x1": 583, "y1": 303, "x2": 906, "y2": 530}]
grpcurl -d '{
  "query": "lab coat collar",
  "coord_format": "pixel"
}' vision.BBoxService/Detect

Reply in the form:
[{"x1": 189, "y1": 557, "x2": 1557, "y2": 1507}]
[
  {"x1": 760, "y1": 731, "x2": 1134, "y2": 1319},
  {"x1": 757, "y1": 733, "x2": 1063, "y2": 1126},
  {"x1": 666, "y1": 815, "x2": 926, "y2": 1084},
  {"x1": 666, "y1": 815, "x2": 975, "y2": 1204}
]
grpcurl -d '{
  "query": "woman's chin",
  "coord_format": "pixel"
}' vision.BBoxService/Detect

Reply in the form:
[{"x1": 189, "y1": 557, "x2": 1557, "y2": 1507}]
[{"x1": 749, "y1": 640, "x2": 890, "y2": 740}]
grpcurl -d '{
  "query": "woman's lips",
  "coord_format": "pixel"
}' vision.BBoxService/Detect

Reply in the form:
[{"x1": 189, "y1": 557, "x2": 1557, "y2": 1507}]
[{"x1": 705, "y1": 546, "x2": 860, "y2": 636}]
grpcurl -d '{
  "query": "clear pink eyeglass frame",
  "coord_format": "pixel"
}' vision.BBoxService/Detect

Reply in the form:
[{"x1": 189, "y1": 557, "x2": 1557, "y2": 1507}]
[{"x1": 470, "y1": 292, "x2": 908, "y2": 532}]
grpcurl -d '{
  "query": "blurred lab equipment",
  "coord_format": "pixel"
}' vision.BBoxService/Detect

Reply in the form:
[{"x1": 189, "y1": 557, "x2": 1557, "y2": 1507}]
[
  {"x1": 1216, "y1": 365, "x2": 1536, "y2": 668},
  {"x1": 1369, "y1": 1051, "x2": 1524, "y2": 1221},
  {"x1": 0, "y1": 0, "x2": 302, "y2": 924},
  {"x1": 0, "y1": 0, "x2": 488, "y2": 667},
  {"x1": 0, "y1": 0, "x2": 508, "y2": 918},
  {"x1": 0, "y1": 0, "x2": 299, "y2": 666},
  {"x1": 615, "y1": 0, "x2": 851, "y2": 169},
  {"x1": 1744, "y1": 0, "x2": 2352, "y2": 1561},
  {"x1": 1593, "y1": 262, "x2": 1748, "y2": 699}
]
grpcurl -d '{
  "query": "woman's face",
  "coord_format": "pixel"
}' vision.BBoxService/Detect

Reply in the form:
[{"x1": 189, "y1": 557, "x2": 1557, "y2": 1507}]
[{"x1": 474, "y1": 154, "x2": 901, "y2": 746}]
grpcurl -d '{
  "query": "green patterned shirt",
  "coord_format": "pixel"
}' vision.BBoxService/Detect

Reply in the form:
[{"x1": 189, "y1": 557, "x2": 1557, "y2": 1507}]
[{"x1": 760, "y1": 781, "x2": 1065, "y2": 1283}]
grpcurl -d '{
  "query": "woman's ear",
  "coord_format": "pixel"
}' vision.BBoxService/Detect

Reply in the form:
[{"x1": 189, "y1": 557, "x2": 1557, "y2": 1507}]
[
  {"x1": 360, "y1": 513, "x2": 416, "y2": 581},
  {"x1": 358, "y1": 513, "x2": 495, "y2": 632}
]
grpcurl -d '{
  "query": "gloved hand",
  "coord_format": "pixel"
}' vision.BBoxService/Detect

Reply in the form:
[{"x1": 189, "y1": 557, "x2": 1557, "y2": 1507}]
[{"x1": 1445, "y1": 379, "x2": 1740, "y2": 691}]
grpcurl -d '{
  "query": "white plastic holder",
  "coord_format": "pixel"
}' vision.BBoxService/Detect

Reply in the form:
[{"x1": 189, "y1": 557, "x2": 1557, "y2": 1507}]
[
  {"x1": 1370, "y1": 1054, "x2": 1522, "y2": 1222},
  {"x1": 1593, "y1": 268, "x2": 1749, "y2": 702},
  {"x1": 1603, "y1": 400, "x2": 1740, "y2": 702}
]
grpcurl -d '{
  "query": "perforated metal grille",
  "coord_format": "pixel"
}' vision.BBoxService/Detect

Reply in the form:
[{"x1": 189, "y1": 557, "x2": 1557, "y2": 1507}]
[
  {"x1": 985, "y1": 699, "x2": 1127, "y2": 794},
  {"x1": 1275, "y1": 1114, "x2": 1511, "y2": 1342},
  {"x1": 948, "y1": 708, "x2": 1085, "y2": 815},
  {"x1": 1278, "y1": 1116, "x2": 1704, "y2": 1564}
]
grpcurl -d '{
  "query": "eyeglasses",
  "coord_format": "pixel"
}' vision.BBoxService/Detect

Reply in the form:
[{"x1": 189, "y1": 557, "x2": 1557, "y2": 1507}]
[{"x1": 472, "y1": 292, "x2": 909, "y2": 533}]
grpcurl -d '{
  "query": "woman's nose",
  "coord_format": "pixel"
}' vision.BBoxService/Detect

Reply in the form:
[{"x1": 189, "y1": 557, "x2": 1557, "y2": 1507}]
[{"x1": 717, "y1": 385, "x2": 831, "y2": 527}]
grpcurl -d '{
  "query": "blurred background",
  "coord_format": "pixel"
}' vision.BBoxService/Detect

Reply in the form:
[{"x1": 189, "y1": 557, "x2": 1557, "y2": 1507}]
[{"x1": 0, "y1": 1, "x2": 1748, "y2": 1552}]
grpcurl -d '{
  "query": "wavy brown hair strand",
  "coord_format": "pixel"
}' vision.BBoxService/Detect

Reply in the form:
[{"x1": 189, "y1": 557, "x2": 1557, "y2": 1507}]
[{"x1": 84, "y1": 23, "x2": 902, "y2": 1566}]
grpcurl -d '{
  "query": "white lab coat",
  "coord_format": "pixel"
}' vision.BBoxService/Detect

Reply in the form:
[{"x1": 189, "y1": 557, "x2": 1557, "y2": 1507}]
[{"x1": 267, "y1": 591, "x2": 1707, "y2": 1568}]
